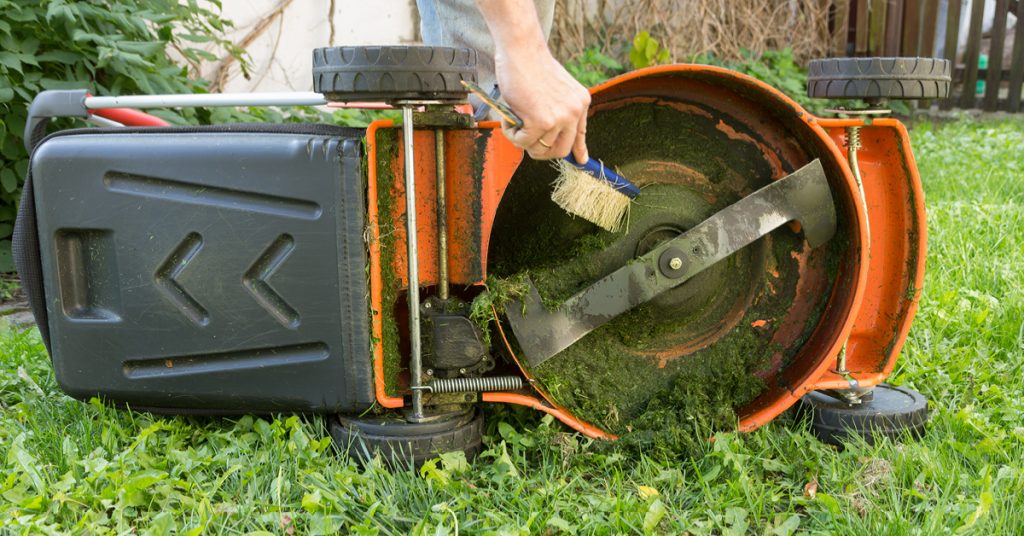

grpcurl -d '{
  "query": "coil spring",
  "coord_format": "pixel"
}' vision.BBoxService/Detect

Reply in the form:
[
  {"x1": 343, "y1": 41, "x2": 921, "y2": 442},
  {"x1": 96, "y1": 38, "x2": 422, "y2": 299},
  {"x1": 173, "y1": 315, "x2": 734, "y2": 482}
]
[
  {"x1": 847, "y1": 126, "x2": 861, "y2": 150},
  {"x1": 428, "y1": 375, "x2": 524, "y2": 394}
]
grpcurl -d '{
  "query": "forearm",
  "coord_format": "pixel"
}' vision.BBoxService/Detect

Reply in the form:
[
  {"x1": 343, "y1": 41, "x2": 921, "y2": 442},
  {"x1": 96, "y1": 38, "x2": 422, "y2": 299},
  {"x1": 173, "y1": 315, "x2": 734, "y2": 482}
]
[
  {"x1": 475, "y1": 0, "x2": 549, "y2": 62},
  {"x1": 473, "y1": 0, "x2": 590, "y2": 161}
]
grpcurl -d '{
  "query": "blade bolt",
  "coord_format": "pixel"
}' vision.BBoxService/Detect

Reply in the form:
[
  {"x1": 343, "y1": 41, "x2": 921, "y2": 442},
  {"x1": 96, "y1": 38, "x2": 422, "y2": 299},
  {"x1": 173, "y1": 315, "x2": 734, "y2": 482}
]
[{"x1": 658, "y1": 247, "x2": 687, "y2": 278}]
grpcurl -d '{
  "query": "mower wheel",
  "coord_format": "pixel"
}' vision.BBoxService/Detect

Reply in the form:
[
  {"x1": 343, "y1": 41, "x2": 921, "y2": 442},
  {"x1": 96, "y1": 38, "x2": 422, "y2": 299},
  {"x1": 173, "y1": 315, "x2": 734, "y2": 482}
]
[
  {"x1": 312, "y1": 45, "x2": 477, "y2": 103},
  {"x1": 807, "y1": 57, "x2": 950, "y2": 100},
  {"x1": 330, "y1": 407, "x2": 484, "y2": 467},
  {"x1": 798, "y1": 383, "x2": 929, "y2": 446}
]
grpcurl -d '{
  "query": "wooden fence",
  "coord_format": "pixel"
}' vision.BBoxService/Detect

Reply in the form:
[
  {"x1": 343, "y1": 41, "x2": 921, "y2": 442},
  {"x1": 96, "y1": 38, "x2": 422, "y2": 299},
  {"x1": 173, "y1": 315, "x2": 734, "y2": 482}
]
[{"x1": 832, "y1": 0, "x2": 1024, "y2": 112}]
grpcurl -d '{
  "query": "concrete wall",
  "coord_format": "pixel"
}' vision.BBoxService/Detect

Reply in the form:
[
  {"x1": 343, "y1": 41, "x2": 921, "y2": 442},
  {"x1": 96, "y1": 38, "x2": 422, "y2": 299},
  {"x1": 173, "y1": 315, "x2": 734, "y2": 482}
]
[{"x1": 210, "y1": 0, "x2": 419, "y2": 93}]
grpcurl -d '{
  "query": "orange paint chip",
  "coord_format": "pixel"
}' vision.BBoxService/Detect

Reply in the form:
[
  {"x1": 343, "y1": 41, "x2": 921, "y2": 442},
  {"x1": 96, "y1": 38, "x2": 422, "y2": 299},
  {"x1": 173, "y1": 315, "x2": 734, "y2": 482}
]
[{"x1": 751, "y1": 319, "x2": 769, "y2": 328}]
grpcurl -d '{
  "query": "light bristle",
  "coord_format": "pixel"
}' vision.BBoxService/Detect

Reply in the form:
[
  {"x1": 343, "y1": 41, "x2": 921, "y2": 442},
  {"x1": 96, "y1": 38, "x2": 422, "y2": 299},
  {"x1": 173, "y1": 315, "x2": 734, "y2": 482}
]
[{"x1": 550, "y1": 160, "x2": 630, "y2": 232}]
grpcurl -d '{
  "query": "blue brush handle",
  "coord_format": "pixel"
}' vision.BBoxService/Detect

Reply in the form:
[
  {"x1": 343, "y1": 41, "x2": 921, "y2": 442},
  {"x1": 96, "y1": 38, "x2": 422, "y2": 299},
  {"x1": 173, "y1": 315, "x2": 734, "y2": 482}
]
[{"x1": 563, "y1": 153, "x2": 641, "y2": 199}]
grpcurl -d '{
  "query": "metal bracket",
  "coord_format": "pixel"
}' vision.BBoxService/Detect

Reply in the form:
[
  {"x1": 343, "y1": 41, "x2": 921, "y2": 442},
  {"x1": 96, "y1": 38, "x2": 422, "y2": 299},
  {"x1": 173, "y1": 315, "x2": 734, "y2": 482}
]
[{"x1": 506, "y1": 159, "x2": 837, "y2": 367}]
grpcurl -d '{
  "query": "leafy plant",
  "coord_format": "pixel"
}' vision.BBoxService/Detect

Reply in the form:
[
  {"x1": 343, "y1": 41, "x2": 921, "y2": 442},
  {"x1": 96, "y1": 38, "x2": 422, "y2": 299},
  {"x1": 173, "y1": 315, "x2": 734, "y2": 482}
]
[
  {"x1": 628, "y1": 31, "x2": 670, "y2": 69},
  {"x1": 564, "y1": 47, "x2": 625, "y2": 87},
  {"x1": 0, "y1": 0, "x2": 248, "y2": 270}
]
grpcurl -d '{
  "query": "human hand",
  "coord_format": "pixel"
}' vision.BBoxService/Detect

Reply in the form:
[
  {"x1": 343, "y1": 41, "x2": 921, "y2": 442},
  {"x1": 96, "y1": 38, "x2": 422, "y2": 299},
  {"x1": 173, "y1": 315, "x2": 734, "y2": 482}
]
[
  {"x1": 494, "y1": 46, "x2": 591, "y2": 162},
  {"x1": 475, "y1": 0, "x2": 590, "y2": 162}
]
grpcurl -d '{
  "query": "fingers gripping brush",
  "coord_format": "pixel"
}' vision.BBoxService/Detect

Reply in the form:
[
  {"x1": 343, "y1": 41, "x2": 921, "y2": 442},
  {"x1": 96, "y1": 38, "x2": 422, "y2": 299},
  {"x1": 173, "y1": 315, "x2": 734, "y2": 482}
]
[{"x1": 463, "y1": 81, "x2": 640, "y2": 232}]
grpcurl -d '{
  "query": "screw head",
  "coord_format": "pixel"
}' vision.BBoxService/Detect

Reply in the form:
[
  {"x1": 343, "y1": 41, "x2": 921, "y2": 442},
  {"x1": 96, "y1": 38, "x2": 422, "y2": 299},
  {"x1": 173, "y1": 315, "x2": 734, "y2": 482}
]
[
  {"x1": 426, "y1": 369, "x2": 434, "y2": 376},
  {"x1": 669, "y1": 257, "x2": 683, "y2": 270},
  {"x1": 423, "y1": 302, "x2": 432, "y2": 309},
  {"x1": 459, "y1": 368, "x2": 467, "y2": 374}
]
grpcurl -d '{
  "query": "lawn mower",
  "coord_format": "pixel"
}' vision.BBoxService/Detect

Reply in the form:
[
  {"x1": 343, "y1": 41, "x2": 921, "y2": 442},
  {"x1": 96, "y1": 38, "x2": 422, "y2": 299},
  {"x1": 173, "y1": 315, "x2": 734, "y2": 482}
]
[{"x1": 14, "y1": 47, "x2": 949, "y2": 463}]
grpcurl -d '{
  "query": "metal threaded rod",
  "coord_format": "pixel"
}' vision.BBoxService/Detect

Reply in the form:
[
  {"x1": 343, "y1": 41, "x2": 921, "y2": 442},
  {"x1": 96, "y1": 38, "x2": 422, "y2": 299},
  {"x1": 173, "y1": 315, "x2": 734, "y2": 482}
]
[
  {"x1": 428, "y1": 376, "x2": 524, "y2": 393},
  {"x1": 435, "y1": 128, "x2": 449, "y2": 300}
]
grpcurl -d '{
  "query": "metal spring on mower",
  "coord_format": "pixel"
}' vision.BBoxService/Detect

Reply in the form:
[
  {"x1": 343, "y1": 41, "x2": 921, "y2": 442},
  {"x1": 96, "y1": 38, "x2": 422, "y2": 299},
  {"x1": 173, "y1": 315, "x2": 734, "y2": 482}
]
[
  {"x1": 428, "y1": 376, "x2": 524, "y2": 393},
  {"x1": 846, "y1": 126, "x2": 861, "y2": 150}
]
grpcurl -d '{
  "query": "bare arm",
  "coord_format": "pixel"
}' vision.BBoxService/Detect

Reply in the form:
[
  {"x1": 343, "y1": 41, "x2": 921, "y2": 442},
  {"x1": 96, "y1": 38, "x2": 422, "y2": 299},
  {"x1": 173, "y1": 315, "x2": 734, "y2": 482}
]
[{"x1": 475, "y1": 0, "x2": 590, "y2": 162}]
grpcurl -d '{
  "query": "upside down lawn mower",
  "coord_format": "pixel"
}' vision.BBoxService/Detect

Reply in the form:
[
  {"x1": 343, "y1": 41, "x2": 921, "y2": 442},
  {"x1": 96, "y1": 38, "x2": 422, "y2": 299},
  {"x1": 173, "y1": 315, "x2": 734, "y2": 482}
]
[{"x1": 13, "y1": 47, "x2": 949, "y2": 463}]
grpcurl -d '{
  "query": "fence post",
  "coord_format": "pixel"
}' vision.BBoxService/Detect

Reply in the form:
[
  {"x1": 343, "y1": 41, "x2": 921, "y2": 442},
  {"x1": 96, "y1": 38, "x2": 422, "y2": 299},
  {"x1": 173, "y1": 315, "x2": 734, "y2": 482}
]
[
  {"x1": 1008, "y1": 0, "x2": 1024, "y2": 112},
  {"x1": 959, "y1": 0, "x2": 986, "y2": 109},
  {"x1": 919, "y1": 0, "x2": 940, "y2": 56},
  {"x1": 885, "y1": 0, "x2": 905, "y2": 55},
  {"x1": 869, "y1": 0, "x2": 889, "y2": 54},
  {"x1": 901, "y1": 0, "x2": 921, "y2": 55},
  {"x1": 834, "y1": 0, "x2": 852, "y2": 56},
  {"x1": 940, "y1": 0, "x2": 962, "y2": 109},
  {"x1": 857, "y1": 0, "x2": 872, "y2": 54},
  {"x1": 983, "y1": 0, "x2": 1009, "y2": 111}
]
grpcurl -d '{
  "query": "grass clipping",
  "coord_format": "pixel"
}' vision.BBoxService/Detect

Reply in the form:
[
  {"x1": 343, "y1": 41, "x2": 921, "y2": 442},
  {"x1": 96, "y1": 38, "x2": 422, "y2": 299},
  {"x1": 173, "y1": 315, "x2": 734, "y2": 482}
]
[{"x1": 550, "y1": 159, "x2": 631, "y2": 232}]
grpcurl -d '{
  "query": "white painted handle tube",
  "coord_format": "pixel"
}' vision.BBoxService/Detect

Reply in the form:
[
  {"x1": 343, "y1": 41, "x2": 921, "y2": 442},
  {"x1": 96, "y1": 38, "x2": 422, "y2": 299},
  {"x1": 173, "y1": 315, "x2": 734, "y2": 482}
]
[{"x1": 85, "y1": 92, "x2": 328, "y2": 109}]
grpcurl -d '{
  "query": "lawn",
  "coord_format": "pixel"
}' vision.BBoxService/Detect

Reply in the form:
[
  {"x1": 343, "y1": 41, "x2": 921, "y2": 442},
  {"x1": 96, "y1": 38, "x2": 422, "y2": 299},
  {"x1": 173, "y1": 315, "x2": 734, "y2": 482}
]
[{"x1": 1, "y1": 117, "x2": 1022, "y2": 534}]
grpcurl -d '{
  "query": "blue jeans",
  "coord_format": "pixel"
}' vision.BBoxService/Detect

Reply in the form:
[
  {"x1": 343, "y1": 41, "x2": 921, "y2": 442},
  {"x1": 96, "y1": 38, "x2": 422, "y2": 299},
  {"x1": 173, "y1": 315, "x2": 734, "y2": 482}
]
[{"x1": 417, "y1": 0, "x2": 555, "y2": 106}]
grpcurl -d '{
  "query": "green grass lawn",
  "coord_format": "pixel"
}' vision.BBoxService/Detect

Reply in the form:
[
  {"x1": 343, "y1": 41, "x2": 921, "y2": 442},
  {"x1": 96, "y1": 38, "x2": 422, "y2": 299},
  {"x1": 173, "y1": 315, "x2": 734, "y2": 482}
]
[{"x1": 2, "y1": 118, "x2": 1022, "y2": 534}]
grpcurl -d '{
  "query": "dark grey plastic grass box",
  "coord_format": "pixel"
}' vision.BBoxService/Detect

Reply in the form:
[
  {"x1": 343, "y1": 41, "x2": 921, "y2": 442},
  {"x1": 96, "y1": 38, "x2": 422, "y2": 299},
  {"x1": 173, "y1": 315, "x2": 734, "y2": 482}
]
[{"x1": 25, "y1": 126, "x2": 374, "y2": 413}]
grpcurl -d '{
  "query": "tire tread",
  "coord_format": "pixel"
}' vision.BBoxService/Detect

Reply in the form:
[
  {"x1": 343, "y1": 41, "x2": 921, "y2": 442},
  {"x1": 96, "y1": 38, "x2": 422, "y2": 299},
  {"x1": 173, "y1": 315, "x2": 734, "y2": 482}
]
[
  {"x1": 807, "y1": 56, "x2": 950, "y2": 100},
  {"x1": 313, "y1": 45, "x2": 477, "y2": 102}
]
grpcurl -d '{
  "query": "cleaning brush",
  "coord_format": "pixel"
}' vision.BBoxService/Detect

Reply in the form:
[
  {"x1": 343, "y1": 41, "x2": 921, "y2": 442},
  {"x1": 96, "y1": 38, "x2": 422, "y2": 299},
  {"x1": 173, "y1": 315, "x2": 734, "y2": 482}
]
[
  {"x1": 462, "y1": 81, "x2": 640, "y2": 232},
  {"x1": 551, "y1": 155, "x2": 640, "y2": 231}
]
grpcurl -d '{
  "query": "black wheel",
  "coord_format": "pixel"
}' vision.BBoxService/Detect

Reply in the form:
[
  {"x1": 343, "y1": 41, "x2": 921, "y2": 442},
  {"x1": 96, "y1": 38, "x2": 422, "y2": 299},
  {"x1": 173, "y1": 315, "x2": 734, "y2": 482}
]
[
  {"x1": 798, "y1": 383, "x2": 929, "y2": 446},
  {"x1": 312, "y1": 45, "x2": 477, "y2": 103},
  {"x1": 330, "y1": 407, "x2": 484, "y2": 467},
  {"x1": 807, "y1": 57, "x2": 951, "y2": 100}
]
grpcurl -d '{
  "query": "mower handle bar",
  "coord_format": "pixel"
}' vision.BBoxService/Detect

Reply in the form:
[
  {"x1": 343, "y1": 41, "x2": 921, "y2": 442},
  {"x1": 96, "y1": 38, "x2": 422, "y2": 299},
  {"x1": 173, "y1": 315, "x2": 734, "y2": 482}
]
[{"x1": 23, "y1": 89, "x2": 362, "y2": 152}]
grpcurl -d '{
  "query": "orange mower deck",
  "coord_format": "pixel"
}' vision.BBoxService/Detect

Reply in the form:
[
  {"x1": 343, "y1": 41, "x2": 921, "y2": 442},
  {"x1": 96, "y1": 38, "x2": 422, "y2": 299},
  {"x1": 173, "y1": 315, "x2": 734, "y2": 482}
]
[{"x1": 366, "y1": 64, "x2": 926, "y2": 439}]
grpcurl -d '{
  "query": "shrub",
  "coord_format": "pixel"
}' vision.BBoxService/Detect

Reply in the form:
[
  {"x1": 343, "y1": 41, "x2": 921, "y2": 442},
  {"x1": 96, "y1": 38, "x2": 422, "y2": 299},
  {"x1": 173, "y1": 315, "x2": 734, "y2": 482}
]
[{"x1": 0, "y1": 0, "x2": 246, "y2": 270}]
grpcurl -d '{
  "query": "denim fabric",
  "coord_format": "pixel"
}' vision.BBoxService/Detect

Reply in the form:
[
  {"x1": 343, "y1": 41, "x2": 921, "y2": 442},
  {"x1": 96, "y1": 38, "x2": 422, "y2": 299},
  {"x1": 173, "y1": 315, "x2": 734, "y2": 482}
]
[{"x1": 417, "y1": 0, "x2": 555, "y2": 104}]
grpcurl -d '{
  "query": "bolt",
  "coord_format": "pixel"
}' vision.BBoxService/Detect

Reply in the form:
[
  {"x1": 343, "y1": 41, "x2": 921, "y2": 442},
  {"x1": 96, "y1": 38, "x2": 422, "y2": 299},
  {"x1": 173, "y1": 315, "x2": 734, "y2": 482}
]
[
  {"x1": 426, "y1": 369, "x2": 434, "y2": 376},
  {"x1": 668, "y1": 257, "x2": 683, "y2": 270},
  {"x1": 423, "y1": 302, "x2": 432, "y2": 309},
  {"x1": 459, "y1": 368, "x2": 467, "y2": 374}
]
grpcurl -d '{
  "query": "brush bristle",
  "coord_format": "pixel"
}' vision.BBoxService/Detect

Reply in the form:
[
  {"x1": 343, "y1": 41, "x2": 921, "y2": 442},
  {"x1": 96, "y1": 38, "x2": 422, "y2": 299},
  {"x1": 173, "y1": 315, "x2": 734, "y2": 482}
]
[{"x1": 550, "y1": 160, "x2": 630, "y2": 232}]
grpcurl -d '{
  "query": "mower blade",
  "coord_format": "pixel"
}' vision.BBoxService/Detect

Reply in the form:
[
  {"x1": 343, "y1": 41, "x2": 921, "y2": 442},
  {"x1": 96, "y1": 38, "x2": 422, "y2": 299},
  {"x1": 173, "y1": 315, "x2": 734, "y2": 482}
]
[{"x1": 506, "y1": 158, "x2": 836, "y2": 368}]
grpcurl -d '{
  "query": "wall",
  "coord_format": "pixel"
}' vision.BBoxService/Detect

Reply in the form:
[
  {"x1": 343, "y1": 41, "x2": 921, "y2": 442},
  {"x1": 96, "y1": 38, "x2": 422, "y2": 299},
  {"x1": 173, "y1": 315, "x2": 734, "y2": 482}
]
[{"x1": 209, "y1": 0, "x2": 419, "y2": 93}]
